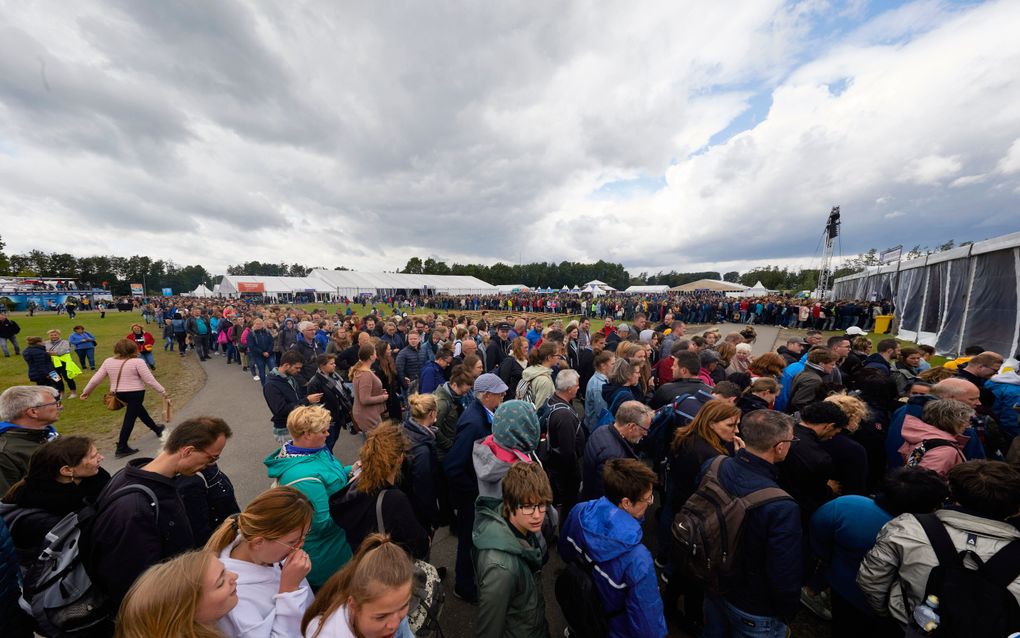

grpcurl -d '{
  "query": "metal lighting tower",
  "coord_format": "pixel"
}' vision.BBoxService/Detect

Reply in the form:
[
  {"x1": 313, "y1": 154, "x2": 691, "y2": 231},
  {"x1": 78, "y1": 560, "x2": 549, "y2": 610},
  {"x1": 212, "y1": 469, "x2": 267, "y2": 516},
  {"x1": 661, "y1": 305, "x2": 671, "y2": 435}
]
[{"x1": 815, "y1": 206, "x2": 840, "y2": 299}]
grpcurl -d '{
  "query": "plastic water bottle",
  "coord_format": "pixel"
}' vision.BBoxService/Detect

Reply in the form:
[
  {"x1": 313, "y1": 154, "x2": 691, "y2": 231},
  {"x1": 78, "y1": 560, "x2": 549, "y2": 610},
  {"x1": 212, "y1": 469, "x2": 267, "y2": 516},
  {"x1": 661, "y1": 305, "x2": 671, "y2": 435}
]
[{"x1": 912, "y1": 595, "x2": 940, "y2": 633}]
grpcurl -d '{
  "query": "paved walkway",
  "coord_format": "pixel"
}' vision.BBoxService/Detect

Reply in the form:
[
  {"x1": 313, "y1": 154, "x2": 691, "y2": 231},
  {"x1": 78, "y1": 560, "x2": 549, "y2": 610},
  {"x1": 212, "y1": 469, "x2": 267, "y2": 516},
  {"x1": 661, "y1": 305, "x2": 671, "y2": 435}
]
[{"x1": 105, "y1": 321, "x2": 785, "y2": 637}]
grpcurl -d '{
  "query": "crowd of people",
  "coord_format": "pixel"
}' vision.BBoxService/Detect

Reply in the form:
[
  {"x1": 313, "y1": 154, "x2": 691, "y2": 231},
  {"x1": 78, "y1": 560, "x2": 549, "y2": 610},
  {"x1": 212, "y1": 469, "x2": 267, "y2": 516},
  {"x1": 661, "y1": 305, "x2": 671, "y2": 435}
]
[{"x1": 1, "y1": 294, "x2": 1020, "y2": 638}]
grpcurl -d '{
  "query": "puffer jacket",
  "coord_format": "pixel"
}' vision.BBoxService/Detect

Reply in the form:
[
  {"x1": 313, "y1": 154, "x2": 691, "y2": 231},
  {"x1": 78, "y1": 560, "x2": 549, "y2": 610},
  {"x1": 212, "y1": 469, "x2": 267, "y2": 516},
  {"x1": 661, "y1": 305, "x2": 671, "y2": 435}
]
[
  {"x1": 519, "y1": 365, "x2": 555, "y2": 409},
  {"x1": 401, "y1": 417, "x2": 441, "y2": 530},
  {"x1": 898, "y1": 415, "x2": 968, "y2": 478},
  {"x1": 857, "y1": 508, "x2": 1020, "y2": 624},
  {"x1": 472, "y1": 495, "x2": 549, "y2": 638},
  {"x1": 987, "y1": 371, "x2": 1020, "y2": 440},
  {"x1": 22, "y1": 343, "x2": 56, "y2": 383},
  {"x1": 434, "y1": 382, "x2": 468, "y2": 458},
  {"x1": 419, "y1": 360, "x2": 446, "y2": 394},
  {"x1": 559, "y1": 497, "x2": 667, "y2": 638},
  {"x1": 580, "y1": 424, "x2": 638, "y2": 501},
  {"x1": 395, "y1": 344, "x2": 428, "y2": 387}
]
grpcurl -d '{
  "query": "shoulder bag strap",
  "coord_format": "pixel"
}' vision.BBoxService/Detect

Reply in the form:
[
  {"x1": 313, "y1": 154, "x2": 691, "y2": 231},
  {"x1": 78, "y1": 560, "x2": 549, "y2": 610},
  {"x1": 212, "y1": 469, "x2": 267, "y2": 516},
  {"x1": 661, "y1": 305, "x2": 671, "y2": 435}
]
[
  {"x1": 914, "y1": 513, "x2": 961, "y2": 567},
  {"x1": 113, "y1": 359, "x2": 128, "y2": 393},
  {"x1": 375, "y1": 490, "x2": 386, "y2": 534},
  {"x1": 981, "y1": 539, "x2": 1020, "y2": 587}
]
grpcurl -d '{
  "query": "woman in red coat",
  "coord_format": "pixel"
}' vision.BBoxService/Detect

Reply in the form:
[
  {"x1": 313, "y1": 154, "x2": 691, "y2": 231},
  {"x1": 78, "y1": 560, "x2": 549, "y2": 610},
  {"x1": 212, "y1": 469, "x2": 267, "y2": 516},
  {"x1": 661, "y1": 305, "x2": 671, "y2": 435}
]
[{"x1": 126, "y1": 323, "x2": 156, "y2": 370}]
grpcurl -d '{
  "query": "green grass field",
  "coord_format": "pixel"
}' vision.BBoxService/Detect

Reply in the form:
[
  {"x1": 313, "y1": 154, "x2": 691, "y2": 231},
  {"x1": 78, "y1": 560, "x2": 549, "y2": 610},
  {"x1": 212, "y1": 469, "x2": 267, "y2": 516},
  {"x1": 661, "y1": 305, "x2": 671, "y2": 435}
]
[{"x1": 0, "y1": 310, "x2": 205, "y2": 444}]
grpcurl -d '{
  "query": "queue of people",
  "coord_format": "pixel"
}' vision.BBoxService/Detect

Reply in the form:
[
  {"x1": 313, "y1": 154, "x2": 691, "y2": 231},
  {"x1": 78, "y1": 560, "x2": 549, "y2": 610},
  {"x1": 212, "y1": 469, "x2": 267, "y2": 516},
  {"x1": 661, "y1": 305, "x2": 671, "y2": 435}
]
[{"x1": 3, "y1": 296, "x2": 1020, "y2": 638}]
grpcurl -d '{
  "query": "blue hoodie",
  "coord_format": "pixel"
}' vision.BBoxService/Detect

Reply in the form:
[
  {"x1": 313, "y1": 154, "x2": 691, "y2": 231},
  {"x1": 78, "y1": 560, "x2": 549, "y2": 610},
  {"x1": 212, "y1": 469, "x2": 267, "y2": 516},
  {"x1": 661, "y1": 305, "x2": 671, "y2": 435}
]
[{"x1": 559, "y1": 497, "x2": 667, "y2": 638}]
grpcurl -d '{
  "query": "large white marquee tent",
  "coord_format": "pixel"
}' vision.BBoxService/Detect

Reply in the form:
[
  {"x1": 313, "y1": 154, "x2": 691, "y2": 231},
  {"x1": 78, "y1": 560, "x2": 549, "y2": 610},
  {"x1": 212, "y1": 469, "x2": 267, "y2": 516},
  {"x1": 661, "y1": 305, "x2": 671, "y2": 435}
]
[
  {"x1": 214, "y1": 271, "x2": 497, "y2": 302},
  {"x1": 832, "y1": 230, "x2": 1020, "y2": 357}
]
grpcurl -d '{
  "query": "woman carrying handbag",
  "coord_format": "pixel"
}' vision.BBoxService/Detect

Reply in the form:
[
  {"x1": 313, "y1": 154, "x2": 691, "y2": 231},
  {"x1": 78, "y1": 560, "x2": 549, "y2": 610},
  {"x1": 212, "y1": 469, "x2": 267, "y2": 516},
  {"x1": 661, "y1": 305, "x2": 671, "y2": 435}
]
[{"x1": 80, "y1": 338, "x2": 168, "y2": 458}]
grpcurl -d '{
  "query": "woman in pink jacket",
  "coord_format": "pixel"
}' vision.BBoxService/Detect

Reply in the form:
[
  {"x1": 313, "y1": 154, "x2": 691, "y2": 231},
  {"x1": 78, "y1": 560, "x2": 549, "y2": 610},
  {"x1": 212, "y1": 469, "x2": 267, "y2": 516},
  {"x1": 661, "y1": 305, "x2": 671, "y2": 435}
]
[
  {"x1": 80, "y1": 338, "x2": 168, "y2": 458},
  {"x1": 350, "y1": 342, "x2": 388, "y2": 434},
  {"x1": 899, "y1": 398, "x2": 974, "y2": 478}
]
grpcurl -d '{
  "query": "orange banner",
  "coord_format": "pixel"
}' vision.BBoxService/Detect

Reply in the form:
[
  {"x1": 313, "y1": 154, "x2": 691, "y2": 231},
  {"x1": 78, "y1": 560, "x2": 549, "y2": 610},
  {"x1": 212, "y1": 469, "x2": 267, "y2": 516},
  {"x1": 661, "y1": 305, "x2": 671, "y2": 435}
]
[{"x1": 237, "y1": 282, "x2": 265, "y2": 293}]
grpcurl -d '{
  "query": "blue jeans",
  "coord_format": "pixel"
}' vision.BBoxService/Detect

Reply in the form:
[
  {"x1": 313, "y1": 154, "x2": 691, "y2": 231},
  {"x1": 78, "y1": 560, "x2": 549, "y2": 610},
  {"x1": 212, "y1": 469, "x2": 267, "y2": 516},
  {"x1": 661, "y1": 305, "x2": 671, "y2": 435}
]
[
  {"x1": 703, "y1": 595, "x2": 787, "y2": 638},
  {"x1": 1, "y1": 336, "x2": 20, "y2": 356},
  {"x1": 76, "y1": 348, "x2": 96, "y2": 369},
  {"x1": 250, "y1": 353, "x2": 275, "y2": 383},
  {"x1": 139, "y1": 351, "x2": 155, "y2": 369}
]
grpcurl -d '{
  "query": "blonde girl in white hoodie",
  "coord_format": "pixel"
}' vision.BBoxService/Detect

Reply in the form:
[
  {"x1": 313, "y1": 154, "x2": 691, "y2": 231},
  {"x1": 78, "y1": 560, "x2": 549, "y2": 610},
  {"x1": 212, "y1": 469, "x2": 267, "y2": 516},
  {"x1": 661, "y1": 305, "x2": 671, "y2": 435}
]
[
  {"x1": 301, "y1": 534, "x2": 415, "y2": 638},
  {"x1": 206, "y1": 486, "x2": 315, "y2": 638}
]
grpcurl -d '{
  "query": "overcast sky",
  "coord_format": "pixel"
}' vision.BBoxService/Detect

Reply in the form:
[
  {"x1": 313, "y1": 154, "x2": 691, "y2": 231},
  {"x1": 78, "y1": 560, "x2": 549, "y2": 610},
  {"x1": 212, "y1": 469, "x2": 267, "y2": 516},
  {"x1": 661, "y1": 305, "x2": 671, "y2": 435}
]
[{"x1": 2, "y1": 0, "x2": 1019, "y2": 277}]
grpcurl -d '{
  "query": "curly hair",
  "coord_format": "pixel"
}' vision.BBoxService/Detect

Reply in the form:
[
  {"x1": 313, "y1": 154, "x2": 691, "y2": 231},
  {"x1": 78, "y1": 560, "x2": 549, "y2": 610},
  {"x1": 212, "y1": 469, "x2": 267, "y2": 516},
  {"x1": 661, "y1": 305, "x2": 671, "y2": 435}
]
[{"x1": 358, "y1": 423, "x2": 408, "y2": 495}]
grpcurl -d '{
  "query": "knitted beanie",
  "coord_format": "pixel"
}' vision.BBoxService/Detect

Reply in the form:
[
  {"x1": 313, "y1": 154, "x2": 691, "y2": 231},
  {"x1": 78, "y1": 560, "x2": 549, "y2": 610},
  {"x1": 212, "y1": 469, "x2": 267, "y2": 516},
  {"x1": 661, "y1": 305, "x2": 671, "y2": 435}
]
[{"x1": 492, "y1": 400, "x2": 540, "y2": 452}]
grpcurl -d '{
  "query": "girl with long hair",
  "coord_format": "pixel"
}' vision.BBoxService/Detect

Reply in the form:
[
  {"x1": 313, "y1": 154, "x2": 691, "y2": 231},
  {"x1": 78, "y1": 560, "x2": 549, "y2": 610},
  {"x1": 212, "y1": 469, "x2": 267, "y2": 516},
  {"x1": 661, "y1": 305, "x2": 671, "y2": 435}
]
[
  {"x1": 351, "y1": 343, "x2": 388, "y2": 434},
  {"x1": 372, "y1": 339, "x2": 403, "y2": 421},
  {"x1": 206, "y1": 487, "x2": 315, "y2": 638},
  {"x1": 301, "y1": 534, "x2": 415, "y2": 638},
  {"x1": 115, "y1": 551, "x2": 238, "y2": 638}
]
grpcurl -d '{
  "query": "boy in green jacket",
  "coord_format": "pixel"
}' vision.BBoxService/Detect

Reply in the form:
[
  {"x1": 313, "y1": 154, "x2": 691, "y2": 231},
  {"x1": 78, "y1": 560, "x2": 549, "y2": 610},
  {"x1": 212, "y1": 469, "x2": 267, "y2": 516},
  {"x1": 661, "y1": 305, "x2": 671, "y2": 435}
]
[{"x1": 473, "y1": 462, "x2": 552, "y2": 638}]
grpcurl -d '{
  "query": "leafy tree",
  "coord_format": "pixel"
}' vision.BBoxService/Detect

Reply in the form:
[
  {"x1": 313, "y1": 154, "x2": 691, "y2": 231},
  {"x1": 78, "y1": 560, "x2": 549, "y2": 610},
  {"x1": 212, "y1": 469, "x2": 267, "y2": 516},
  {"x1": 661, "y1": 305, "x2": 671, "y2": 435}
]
[
  {"x1": 723, "y1": 271, "x2": 740, "y2": 283},
  {"x1": 401, "y1": 257, "x2": 424, "y2": 274}
]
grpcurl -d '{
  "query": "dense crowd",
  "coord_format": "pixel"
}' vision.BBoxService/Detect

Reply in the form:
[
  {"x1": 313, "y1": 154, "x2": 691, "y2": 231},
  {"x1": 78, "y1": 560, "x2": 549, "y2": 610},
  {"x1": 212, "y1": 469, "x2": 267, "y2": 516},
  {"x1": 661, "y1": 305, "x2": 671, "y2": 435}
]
[{"x1": 2, "y1": 295, "x2": 1020, "y2": 638}]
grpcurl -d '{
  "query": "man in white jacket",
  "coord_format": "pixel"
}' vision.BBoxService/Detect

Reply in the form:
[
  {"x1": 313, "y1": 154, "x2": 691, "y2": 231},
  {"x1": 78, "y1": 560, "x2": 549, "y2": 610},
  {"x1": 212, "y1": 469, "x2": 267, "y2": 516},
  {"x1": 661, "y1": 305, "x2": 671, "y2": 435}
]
[{"x1": 857, "y1": 460, "x2": 1020, "y2": 627}]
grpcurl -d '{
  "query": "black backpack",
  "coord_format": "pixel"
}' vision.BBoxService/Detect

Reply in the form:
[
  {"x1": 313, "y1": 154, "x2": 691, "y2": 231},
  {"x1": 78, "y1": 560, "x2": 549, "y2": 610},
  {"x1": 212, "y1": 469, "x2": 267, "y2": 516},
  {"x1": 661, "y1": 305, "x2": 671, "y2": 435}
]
[
  {"x1": 20, "y1": 484, "x2": 159, "y2": 636},
  {"x1": 906, "y1": 439, "x2": 960, "y2": 468},
  {"x1": 555, "y1": 542, "x2": 625, "y2": 638},
  {"x1": 671, "y1": 456, "x2": 790, "y2": 594},
  {"x1": 913, "y1": 513, "x2": 1020, "y2": 637}
]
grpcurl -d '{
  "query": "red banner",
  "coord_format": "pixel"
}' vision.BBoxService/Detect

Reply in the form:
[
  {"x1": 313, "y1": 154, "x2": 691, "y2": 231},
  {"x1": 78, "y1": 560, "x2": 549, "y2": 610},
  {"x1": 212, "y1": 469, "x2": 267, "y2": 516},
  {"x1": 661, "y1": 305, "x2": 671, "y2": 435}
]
[{"x1": 237, "y1": 282, "x2": 265, "y2": 293}]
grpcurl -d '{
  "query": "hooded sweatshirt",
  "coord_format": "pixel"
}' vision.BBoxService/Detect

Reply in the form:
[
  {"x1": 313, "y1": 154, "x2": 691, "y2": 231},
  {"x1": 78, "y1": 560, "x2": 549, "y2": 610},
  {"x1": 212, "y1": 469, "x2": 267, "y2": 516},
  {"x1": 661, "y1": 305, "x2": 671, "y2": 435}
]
[
  {"x1": 305, "y1": 604, "x2": 413, "y2": 638},
  {"x1": 216, "y1": 538, "x2": 313, "y2": 638},
  {"x1": 987, "y1": 370, "x2": 1020, "y2": 440},
  {"x1": 898, "y1": 414, "x2": 968, "y2": 478},
  {"x1": 472, "y1": 496, "x2": 548, "y2": 638},
  {"x1": 263, "y1": 447, "x2": 352, "y2": 587},
  {"x1": 519, "y1": 365, "x2": 555, "y2": 409},
  {"x1": 559, "y1": 497, "x2": 667, "y2": 638}
]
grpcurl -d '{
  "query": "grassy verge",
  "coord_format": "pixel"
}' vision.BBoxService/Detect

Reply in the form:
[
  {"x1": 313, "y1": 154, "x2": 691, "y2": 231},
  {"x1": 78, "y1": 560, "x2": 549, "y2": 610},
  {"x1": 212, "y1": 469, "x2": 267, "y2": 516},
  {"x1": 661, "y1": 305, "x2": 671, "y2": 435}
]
[{"x1": 0, "y1": 310, "x2": 204, "y2": 444}]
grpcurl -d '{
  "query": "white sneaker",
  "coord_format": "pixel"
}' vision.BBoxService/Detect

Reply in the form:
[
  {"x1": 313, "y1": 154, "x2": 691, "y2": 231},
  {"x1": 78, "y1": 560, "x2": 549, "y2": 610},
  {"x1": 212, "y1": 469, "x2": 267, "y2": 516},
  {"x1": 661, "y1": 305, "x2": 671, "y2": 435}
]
[
  {"x1": 253, "y1": 375, "x2": 260, "y2": 381},
  {"x1": 68, "y1": 393, "x2": 77, "y2": 399}
]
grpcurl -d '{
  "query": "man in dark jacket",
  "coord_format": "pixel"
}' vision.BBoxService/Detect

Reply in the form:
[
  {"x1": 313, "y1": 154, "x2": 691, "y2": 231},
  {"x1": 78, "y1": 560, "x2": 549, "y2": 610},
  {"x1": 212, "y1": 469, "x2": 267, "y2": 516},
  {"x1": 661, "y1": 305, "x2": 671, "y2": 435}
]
[
  {"x1": 545, "y1": 369, "x2": 585, "y2": 522},
  {"x1": 246, "y1": 318, "x2": 276, "y2": 384},
  {"x1": 581, "y1": 401, "x2": 650, "y2": 500},
  {"x1": 262, "y1": 351, "x2": 323, "y2": 440},
  {"x1": 484, "y1": 323, "x2": 512, "y2": 373},
  {"x1": 778, "y1": 402, "x2": 848, "y2": 524},
  {"x1": 778, "y1": 338, "x2": 806, "y2": 366},
  {"x1": 788, "y1": 348, "x2": 836, "y2": 414},
  {"x1": 0, "y1": 312, "x2": 21, "y2": 357},
  {"x1": 650, "y1": 351, "x2": 711, "y2": 409},
  {"x1": 184, "y1": 308, "x2": 212, "y2": 360},
  {"x1": 419, "y1": 348, "x2": 452, "y2": 394},
  {"x1": 704, "y1": 409, "x2": 802, "y2": 636},
  {"x1": 442, "y1": 373, "x2": 507, "y2": 602},
  {"x1": 89, "y1": 417, "x2": 232, "y2": 609},
  {"x1": 395, "y1": 332, "x2": 428, "y2": 394},
  {"x1": 0, "y1": 386, "x2": 61, "y2": 495},
  {"x1": 863, "y1": 339, "x2": 899, "y2": 374}
]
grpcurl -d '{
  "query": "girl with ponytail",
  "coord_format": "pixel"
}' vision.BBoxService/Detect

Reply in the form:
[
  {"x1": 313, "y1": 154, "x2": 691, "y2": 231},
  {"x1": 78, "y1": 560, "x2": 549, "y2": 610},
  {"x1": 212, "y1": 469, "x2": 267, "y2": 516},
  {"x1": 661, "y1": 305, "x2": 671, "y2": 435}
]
[
  {"x1": 301, "y1": 533, "x2": 414, "y2": 638},
  {"x1": 206, "y1": 486, "x2": 315, "y2": 638}
]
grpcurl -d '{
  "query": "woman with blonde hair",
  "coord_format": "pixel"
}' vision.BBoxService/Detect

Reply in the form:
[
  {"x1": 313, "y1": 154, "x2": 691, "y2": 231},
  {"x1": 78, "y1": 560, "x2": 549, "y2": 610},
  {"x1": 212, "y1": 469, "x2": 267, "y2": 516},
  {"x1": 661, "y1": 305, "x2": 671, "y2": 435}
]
[
  {"x1": 264, "y1": 406, "x2": 355, "y2": 588},
  {"x1": 401, "y1": 393, "x2": 442, "y2": 532},
  {"x1": 498, "y1": 336, "x2": 529, "y2": 402},
  {"x1": 350, "y1": 343, "x2": 388, "y2": 434},
  {"x1": 301, "y1": 534, "x2": 415, "y2": 638},
  {"x1": 79, "y1": 338, "x2": 168, "y2": 458},
  {"x1": 206, "y1": 487, "x2": 315, "y2": 638},
  {"x1": 115, "y1": 550, "x2": 237, "y2": 638},
  {"x1": 821, "y1": 393, "x2": 872, "y2": 495},
  {"x1": 329, "y1": 424, "x2": 428, "y2": 559},
  {"x1": 726, "y1": 342, "x2": 753, "y2": 376}
]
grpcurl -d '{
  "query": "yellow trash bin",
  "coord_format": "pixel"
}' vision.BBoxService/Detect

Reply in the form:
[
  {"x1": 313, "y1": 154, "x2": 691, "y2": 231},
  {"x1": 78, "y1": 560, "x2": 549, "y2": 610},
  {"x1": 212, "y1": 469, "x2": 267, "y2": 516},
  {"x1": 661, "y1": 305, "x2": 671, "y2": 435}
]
[{"x1": 874, "y1": 315, "x2": 894, "y2": 334}]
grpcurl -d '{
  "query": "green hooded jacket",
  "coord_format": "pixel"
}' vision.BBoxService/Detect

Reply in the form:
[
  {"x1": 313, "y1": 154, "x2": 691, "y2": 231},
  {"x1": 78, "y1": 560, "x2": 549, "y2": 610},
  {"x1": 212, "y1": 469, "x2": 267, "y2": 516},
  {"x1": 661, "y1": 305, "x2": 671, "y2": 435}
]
[
  {"x1": 472, "y1": 496, "x2": 549, "y2": 638},
  {"x1": 264, "y1": 446, "x2": 352, "y2": 587}
]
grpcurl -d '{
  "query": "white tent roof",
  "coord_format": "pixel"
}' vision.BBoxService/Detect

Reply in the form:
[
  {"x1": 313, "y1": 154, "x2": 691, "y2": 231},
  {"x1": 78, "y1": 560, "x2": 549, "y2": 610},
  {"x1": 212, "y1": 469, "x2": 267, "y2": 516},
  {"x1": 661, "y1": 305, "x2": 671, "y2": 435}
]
[
  {"x1": 583, "y1": 279, "x2": 617, "y2": 291},
  {"x1": 624, "y1": 285, "x2": 669, "y2": 293},
  {"x1": 495, "y1": 284, "x2": 530, "y2": 293},
  {"x1": 747, "y1": 281, "x2": 769, "y2": 291},
  {"x1": 217, "y1": 275, "x2": 334, "y2": 295},
  {"x1": 670, "y1": 279, "x2": 748, "y2": 292},
  {"x1": 310, "y1": 270, "x2": 496, "y2": 295},
  {"x1": 191, "y1": 284, "x2": 214, "y2": 297}
]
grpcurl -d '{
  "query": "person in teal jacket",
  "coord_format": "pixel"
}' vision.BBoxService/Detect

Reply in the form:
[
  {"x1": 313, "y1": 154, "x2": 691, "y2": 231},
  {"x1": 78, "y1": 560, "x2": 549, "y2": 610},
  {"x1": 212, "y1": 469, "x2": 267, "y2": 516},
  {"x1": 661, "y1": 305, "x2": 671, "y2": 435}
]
[
  {"x1": 473, "y1": 462, "x2": 552, "y2": 638},
  {"x1": 264, "y1": 405, "x2": 354, "y2": 588}
]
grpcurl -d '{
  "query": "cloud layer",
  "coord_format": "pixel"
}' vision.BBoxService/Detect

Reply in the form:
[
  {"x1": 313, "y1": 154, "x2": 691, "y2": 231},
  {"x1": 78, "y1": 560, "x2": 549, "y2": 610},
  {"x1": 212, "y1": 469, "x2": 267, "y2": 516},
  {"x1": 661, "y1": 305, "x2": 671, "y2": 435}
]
[{"x1": 2, "y1": 1, "x2": 1018, "y2": 276}]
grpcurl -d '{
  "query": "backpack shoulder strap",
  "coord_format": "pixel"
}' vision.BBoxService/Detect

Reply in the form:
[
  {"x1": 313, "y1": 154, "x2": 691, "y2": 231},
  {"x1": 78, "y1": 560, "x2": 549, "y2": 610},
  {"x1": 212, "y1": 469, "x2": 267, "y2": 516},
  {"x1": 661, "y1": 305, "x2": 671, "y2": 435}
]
[
  {"x1": 915, "y1": 513, "x2": 961, "y2": 568},
  {"x1": 980, "y1": 539, "x2": 1020, "y2": 588},
  {"x1": 704, "y1": 455, "x2": 726, "y2": 480},
  {"x1": 742, "y1": 487, "x2": 791, "y2": 508},
  {"x1": 106, "y1": 483, "x2": 160, "y2": 520},
  {"x1": 285, "y1": 476, "x2": 325, "y2": 489},
  {"x1": 375, "y1": 490, "x2": 386, "y2": 534}
]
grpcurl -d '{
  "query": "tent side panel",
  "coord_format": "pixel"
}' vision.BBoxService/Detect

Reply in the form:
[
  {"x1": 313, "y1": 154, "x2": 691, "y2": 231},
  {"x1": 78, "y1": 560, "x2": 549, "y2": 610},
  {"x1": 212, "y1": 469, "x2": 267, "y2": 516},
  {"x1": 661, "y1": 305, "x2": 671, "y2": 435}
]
[{"x1": 961, "y1": 250, "x2": 1018, "y2": 357}]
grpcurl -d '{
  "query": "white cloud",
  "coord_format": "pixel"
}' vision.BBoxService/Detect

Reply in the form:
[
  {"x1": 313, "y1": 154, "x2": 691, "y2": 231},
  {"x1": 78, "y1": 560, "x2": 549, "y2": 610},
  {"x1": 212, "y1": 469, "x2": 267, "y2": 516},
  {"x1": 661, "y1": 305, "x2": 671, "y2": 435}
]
[{"x1": 1, "y1": 0, "x2": 1019, "y2": 277}]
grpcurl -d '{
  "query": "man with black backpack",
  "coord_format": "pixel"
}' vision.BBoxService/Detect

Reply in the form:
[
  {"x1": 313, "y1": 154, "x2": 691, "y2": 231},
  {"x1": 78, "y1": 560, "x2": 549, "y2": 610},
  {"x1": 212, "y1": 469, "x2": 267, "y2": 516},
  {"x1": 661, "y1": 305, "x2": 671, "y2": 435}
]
[
  {"x1": 559, "y1": 458, "x2": 667, "y2": 638},
  {"x1": 858, "y1": 460, "x2": 1020, "y2": 636},
  {"x1": 683, "y1": 408, "x2": 802, "y2": 637},
  {"x1": 543, "y1": 369, "x2": 585, "y2": 524}
]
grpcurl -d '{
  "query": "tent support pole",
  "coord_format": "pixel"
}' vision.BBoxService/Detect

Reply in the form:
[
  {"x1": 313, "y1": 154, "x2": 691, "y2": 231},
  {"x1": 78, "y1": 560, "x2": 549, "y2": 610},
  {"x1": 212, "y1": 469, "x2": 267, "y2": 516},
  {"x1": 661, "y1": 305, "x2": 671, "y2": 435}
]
[{"x1": 957, "y1": 256, "x2": 978, "y2": 356}]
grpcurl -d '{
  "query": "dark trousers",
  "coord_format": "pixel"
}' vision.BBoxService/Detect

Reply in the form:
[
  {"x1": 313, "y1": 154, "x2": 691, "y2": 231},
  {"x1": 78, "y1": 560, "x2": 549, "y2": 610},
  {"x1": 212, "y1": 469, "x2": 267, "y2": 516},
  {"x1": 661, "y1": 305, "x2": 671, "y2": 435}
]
[
  {"x1": 193, "y1": 334, "x2": 211, "y2": 359},
  {"x1": 116, "y1": 390, "x2": 160, "y2": 450},
  {"x1": 549, "y1": 468, "x2": 580, "y2": 530},
  {"x1": 176, "y1": 333, "x2": 188, "y2": 352},
  {"x1": 54, "y1": 362, "x2": 76, "y2": 392},
  {"x1": 76, "y1": 348, "x2": 96, "y2": 369},
  {"x1": 453, "y1": 491, "x2": 478, "y2": 597},
  {"x1": 831, "y1": 590, "x2": 901, "y2": 638}
]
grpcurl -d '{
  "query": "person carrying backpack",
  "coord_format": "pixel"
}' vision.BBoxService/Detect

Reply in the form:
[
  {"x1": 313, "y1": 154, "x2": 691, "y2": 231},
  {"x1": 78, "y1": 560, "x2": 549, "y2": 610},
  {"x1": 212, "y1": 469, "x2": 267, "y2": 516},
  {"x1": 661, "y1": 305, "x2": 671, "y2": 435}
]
[
  {"x1": 558, "y1": 458, "x2": 667, "y2": 638},
  {"x1": 676, "y1": 408, "x2": 802, "y2": 637},
  {"x1": 858, "y1": 460, "x2": 1020, "y2": 636}
]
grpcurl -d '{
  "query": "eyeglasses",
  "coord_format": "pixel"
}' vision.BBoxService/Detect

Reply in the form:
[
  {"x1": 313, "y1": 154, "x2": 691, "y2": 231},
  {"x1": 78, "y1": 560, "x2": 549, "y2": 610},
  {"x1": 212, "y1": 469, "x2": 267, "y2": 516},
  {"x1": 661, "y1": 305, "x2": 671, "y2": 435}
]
[
  {"x1": 775, "y1": 437, "x2": 800, "y2": 447},
  {"x1": 31, "y1": 400, "x2": 62, "y2": 409},
  {"x1": 271, "y1": 535, "x2": 307, "y2": 552},
  {"x1": 517, "y1": 503, "x2": 548, "y2": 516},
  {"x1": 637, "y1": 493, "x2": 654, "y2": 505},
  {"x1": 632, "y1": 422, "x2": 650, "y2": 434},
  {"x1": 197, "y1": 449, "x2": 222, "y2": 462}
]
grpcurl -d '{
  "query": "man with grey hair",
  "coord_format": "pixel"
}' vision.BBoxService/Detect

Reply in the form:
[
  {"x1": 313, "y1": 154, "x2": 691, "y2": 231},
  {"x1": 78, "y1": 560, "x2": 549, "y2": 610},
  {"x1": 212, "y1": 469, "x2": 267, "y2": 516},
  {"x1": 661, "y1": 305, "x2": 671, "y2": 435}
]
[
  {"x1": 606, "y1": 322, "x2": 630, "y2": 352},
  {"x1": 703, "y1": 409, "x2": 802, "y2": 638},
  {"x1": 899, "y1": 398, "x2": 974, "y2": 477},
  {"x1": 0, "y1": 385, "x2": 61, "y2": 494},
  {"x1": 886, "y1": 377, "x2": 986, "y2": 471},
  {"x1": 289, "y1": 320, "x2": 323, "y2": 387},
  {"x1": 581, "y1": 400, "x2": 651, "y2": 499},
  {"x1": 546, "y1": 368, "x2": 584, "y2": 520}
]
